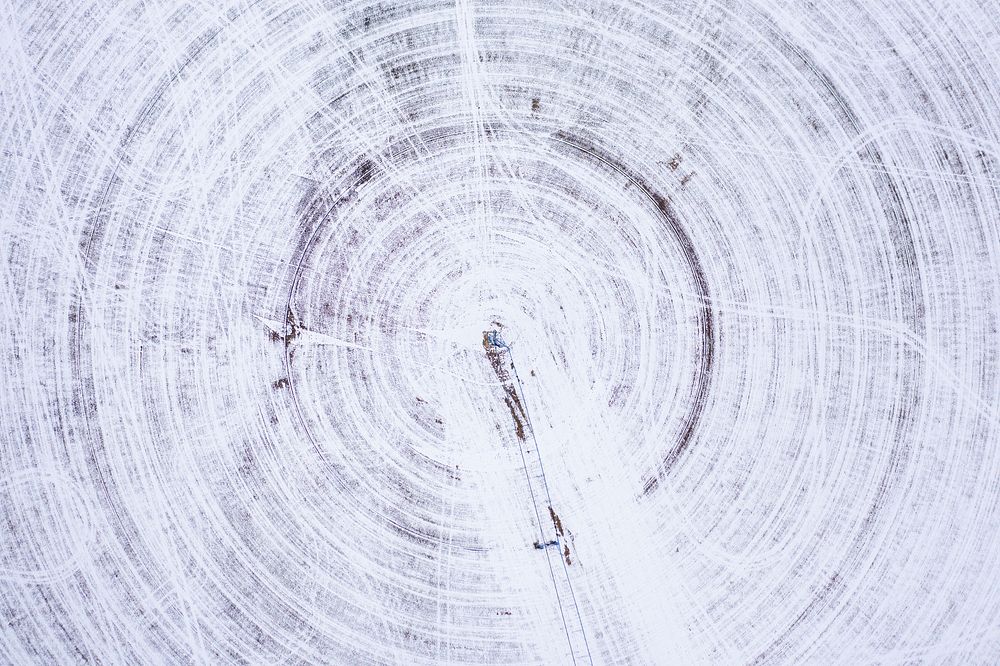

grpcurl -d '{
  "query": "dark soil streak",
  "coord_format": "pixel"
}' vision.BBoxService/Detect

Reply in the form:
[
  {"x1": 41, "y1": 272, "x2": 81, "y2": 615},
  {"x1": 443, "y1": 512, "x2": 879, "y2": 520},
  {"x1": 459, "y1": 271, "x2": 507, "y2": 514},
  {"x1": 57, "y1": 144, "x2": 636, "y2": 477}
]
[
  {"x1": 642, "y1": 476, "x2": 659, "y2": 495},
  {"x1": 504, "y1": 396, "x2": 526, "y2": 441},
  {"x1": 551, "y1": 130, "x2": 715, "y2": 491},
  {"x1": 750, "y1": 573, "x2": 841, "y2": 666},
  {"x1": 549, "y1": 506, "x2": 565, "y2": 538},
  {"x1": 483, "y1": 332, "x2": 528, "y2": 441},
  {"x1": 283, "y1": 305, "x2": 300, "y2": 348}
]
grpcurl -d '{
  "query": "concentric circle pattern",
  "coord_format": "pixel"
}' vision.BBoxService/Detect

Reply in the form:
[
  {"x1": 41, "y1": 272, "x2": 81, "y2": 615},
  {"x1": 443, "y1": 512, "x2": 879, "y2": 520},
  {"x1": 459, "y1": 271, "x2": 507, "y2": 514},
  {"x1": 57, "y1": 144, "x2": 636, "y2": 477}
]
[{"x1": 3, "y1": 0, "x2": 1000, "y2": 663}]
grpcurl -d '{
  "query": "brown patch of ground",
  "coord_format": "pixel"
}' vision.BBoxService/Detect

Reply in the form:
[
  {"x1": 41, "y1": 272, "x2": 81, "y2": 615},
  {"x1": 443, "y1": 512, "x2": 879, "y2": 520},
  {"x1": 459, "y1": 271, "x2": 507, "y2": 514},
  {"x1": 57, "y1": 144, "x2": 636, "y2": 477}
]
[
  {"x1": 283, "y1": 306, "x2": 300, "y2": 347},
  {"x1": 548, "y1": 506, "x2": 565, "y2": 537},
  {"x1": 483, "y1": 332, "x2": 528, "y2": 441},
  {"x1": 504, "y1": 397, "x2": 525, "y2": 440}
]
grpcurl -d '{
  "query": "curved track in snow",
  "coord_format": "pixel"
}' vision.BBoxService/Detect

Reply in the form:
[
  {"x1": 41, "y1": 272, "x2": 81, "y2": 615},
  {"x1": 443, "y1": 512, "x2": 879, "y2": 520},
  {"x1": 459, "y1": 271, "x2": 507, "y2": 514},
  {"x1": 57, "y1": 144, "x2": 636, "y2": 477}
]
[{"x1": 2, "y1": 0, "x2": 1000, "y2": 663}]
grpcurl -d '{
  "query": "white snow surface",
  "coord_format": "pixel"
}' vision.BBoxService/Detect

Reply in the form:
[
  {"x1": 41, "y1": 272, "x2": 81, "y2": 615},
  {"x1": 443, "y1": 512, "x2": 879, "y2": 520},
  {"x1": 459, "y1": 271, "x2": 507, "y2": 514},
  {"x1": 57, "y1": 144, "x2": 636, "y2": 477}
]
[{"x1": 2, "y1": 0, "x2": 1000, "y2": 663}]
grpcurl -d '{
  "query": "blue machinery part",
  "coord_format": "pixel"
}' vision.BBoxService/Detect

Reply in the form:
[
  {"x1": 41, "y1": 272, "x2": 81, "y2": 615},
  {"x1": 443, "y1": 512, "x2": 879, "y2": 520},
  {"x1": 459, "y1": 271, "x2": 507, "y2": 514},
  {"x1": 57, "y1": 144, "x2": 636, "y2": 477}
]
[{"x1": 486, "y1": 329, "x2": 509, "y2": 349}]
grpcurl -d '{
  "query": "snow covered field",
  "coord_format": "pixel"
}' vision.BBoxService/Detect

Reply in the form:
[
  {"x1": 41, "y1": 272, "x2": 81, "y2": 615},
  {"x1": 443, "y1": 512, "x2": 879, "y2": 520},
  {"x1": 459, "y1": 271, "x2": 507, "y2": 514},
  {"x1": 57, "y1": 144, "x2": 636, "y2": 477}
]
[{"x1": 2, "y1": 0, "x2": 1000, "y2": 663}]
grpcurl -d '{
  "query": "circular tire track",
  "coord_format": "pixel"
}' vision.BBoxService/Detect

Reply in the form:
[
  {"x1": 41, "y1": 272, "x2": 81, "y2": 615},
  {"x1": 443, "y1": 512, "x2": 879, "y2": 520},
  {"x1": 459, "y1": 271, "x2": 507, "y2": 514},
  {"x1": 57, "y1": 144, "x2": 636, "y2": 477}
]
[{"x1": 3, "y1": 1, "x2": 1000, "y2": 664}]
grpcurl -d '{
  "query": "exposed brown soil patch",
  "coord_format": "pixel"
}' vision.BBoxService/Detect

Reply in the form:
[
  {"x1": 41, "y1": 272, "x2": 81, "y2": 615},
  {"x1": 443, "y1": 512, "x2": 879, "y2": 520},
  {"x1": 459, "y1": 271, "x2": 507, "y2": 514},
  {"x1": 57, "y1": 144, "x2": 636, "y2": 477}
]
[
  {"x1": 548, "y1": 506, "x2": 565, "y2": 537},
  {"x1": 483, "y1": 332, "x2": 528, "y2": 441}
]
